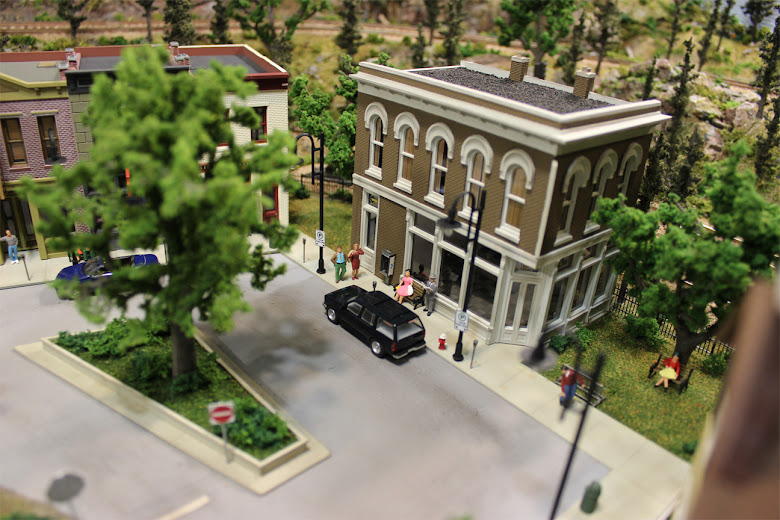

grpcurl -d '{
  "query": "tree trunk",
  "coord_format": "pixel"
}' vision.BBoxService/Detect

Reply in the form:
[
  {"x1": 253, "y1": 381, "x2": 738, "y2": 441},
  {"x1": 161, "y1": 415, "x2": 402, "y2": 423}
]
[
  {"x1": 171, "y1": 321, "x2": 197, "y2": 377},
  {"x1": 673, "y1": 322, "x2": 704, "y2": 365},
  {"x1": 145, "y1": 12, "x2": 153, "y2": 43}
]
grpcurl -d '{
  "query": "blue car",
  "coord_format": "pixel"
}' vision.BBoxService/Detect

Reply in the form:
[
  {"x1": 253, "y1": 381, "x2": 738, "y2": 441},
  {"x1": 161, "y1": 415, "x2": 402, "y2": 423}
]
[{"x1": 56, "y1": 254, "x2": 159, "y2": 298}]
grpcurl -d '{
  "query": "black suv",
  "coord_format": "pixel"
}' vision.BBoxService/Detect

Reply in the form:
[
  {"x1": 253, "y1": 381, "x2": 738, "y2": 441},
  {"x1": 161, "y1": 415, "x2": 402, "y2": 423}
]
[{"x1": 323, "y1": 286, "x2": 427, "y2": 359}]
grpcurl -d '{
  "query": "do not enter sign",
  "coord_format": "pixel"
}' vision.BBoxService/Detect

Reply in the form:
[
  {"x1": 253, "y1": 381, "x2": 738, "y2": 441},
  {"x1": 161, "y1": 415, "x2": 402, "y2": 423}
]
[{"x1": 208, "y1": 401, "x2": 236, "y2": 426}]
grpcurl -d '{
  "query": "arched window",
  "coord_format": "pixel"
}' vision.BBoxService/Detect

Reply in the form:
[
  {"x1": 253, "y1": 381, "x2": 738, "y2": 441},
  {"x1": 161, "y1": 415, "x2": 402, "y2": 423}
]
[
  {"x1": 586, "y1": 149, "x2": 618, "y2": 232},
  {"x1": 557, "y1": 156, "x2": 591, "y2": 244},
  {"x1": 496, "y1": 149, "x2": 535, "y2": 243},
  {"x1": 424, "y1": 122, "x2": 454, "y2": 208},
  {"x1": 364, "y1": 102, "x2": 388, "y2": 179},
  {"x1": 393, "y1": 112, "x2": 420, "y2": 192},
  {"x1": 618, "y1": 143, "x2": 643, "y2": 196},
  {"x1": 460, "y1": 135, "x2": 493, "y2": 215}
]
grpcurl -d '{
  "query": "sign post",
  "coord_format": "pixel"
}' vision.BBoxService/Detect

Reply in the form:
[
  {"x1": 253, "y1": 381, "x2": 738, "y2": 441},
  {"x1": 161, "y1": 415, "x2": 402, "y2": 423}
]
[
  {"x1": 315, "y1": 229, "x2": 325, "y2": 248},
  {"x1": 208, "y1": 401, "x2": 236, "y2": 463},
  {"x1": 454, "y1": 310, "x2": 469, "y2": 332}
]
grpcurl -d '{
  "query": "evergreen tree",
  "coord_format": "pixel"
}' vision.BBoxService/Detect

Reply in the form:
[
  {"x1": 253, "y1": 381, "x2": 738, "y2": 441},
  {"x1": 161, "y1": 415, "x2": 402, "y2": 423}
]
[
  {"x1": 135, "y1": 0, "x2": 156, "y2": 43},
  {"x1": 666, "y1": 0, "x2": 685, "y2": 59},
  {"x1": 336, "y1": 0, "x2": 362, "y2": 56},
  {"x1": 22, "y1": 46, "x2": 299, "y2": 377},
  {"x1": 666, "y1": 39, "x2": 697, "y2": 152},
  {"x1": 754, "y1": 93, "x2": 780, "y2": 182},
  {"x1": 594, "y1": 141, "x2": 780, "y2": 365},
  {"x1": 496, "y1": 0, "x2": 576, "y2": 76},
  {"x1": 742, "y1": 0, "x2": 777, "y2": 42},
  {"x1": 559, "y1": 11, "x2": 587, "y2": 86},
  {"x1": 439, "y1": 0, "x2": 465, "y2": 66},
  {"x1": 637, "y1": 133, "x2": 669, "y2": 211},
  {"x1": 164, "y1": 0, "x2": 196, "y2": 45},
  {"x1": 587, "y1": 0, "x2": 621, "y2": 76},
  {"x1": 411, "y1": 23, "x2": 428, "y2": 68},
  {"x1": 698, "y1": 0, "x2": 723, "y2": 71},
  {"x1": 752, "y1": 11, "x2": 780, "y2": 119},
  {"x1": 642, "y1": 55, "x2": 658, "y2": 100},
  {"x1": 57, "y1": 0, "x2": 88, "y2": 41},
  {"x1": 209, "y1": 0, "x2": 232, "y2": 44},
  {"x1": 423, "y1": 0, "x2": 440, "y2": 45},
  {"x1": 715, "y1": 0, "x2": 736, "y2": 51},
  {"x1": 228, "y1": 0, "x2": 329, "y2": 67},
  {"x1": 672, "y1": 127, "x2": 704, "y2": 199}
]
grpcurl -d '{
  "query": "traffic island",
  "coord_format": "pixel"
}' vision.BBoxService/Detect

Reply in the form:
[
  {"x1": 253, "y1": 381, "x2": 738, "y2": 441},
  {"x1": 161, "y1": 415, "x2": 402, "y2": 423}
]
[{"x1": 14, "y1": 332, "x2": 330, "y2": 496}]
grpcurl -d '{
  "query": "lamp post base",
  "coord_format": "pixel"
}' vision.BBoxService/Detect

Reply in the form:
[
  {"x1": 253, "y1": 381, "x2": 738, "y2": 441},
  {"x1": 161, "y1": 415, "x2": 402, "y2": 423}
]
[
  {"x1": 453, "y1": 340, "x2": 464, "y2": 362},
  {"x1": 316, "y1": 258, "x2": 326, "y2": 274}
]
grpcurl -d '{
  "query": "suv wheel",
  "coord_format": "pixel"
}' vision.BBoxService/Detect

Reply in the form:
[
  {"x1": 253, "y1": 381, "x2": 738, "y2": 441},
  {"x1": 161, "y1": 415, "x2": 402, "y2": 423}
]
[
  {"x1": 370, "y1": 339, "x2": 385, "y2": 358},
  {"x1": 326, "y1": 307, "x2": 339, "y2": 324}
]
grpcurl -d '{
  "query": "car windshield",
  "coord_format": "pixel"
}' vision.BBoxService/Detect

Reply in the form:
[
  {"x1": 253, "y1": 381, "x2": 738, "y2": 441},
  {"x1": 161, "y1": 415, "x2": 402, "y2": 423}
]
[
  {"x1": 396, "y1": 317, "x2": 423, "y2": 341},
  {"x1": 82, "y1": 258, "x2": 108, "y2": 277}
]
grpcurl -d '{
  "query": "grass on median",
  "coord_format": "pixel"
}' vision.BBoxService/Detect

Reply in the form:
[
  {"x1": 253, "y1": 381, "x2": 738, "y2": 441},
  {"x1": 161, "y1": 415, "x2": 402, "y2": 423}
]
[
  {"x1": 289, "y1": 195, "x2": 353, "y2": 249},
  {"x1": 542, "y1": 314, "x2": 724, "y2": 461}
]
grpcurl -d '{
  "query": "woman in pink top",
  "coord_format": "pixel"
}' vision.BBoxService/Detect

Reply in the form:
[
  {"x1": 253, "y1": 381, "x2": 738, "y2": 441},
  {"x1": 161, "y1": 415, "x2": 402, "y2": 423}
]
[{"x1": 394, "y1": 269, "x2": 414, "y2": 303}]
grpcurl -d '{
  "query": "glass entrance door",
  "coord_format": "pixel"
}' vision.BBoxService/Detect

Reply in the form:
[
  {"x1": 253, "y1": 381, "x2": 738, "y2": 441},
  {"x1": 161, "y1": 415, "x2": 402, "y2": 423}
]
[
  {"x1": 501, "y1": 278, "x2": 538, "y2": 344},
  {"x1": 360, "y1": 192, "x2": 379, "y2": 273},
  {"x1": 0, "y1": 196, "x2": 37, "y2": 250}
]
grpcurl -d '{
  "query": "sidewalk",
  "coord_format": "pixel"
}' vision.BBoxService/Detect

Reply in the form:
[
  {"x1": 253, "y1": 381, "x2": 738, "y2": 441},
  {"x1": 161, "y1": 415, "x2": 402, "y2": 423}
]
[{"x1": 4, "y1": 234, "x2": 690, "y2": 519}]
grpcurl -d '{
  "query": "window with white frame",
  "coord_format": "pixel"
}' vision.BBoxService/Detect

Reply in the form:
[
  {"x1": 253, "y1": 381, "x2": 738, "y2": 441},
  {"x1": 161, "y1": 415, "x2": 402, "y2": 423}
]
[
  {"x1": 556, "y1": 156, "x2": 591, "y2": 245},
  {"x1": 545, "y1": 253, "x2": 579, "y2": 325},
  {"x1": 393, "y1": 112, "x2": 420, "y2": 192},
  {"x1": 459, "y1": 135, "x2": 493, "y2": 217},
  {"x1": 364, "y1": 102, "x2": 388, "y2": 179},
  {"x1": 496, "y1": 149, "x2": 535, "y2": 243},
  {"x1": 585, "y1": 149, "x2": 618, "y2": 232},
  {"x1": 424, "y1": 122, "x2": 454, "y2": 208},
  {"x1": 617, "y1": 143, "x2": 644, "y2": 196}
]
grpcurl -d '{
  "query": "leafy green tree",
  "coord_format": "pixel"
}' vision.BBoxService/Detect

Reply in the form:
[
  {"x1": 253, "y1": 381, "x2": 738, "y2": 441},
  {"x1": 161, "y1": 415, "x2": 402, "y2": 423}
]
[
  {"x1": 496, "y1": 0, "x2": 576, "y2": 75},
  {"x1": 424, "y1": 0, "x2": 440, "y2": 45},
  {"x1": 558, "y1": 11, "x2": 587, "y2": 86},
  {"x1": 698, "y1": 0, "x2": 723, "y2": 70},
  {"x1": 742, "y1": 0, "x2": 777, "y2": 42},
  {"x1": 210, "y1": 0, "x2": 232, "y2": 44},
  {"x1": 135, "y1": 0, "x2": 156, "y2": 43},
  {"x1": 22, "y1": 46, "x2": 299, "y2": 377},
  {"x1": 752, "y1": 11, "x2": 780, "y2": 119},
  {"x1": 594, "y1": 142, "x2": 780, "y2": 364},
  {"x1": 411, "y1": 23, "x2": 428, "y2": 68},
  {"x1": 642, "y1": 55, "x2": 658, "y2": 100},
  {"x1": 164, "y1": 0, "x2": 196, "y2": 45},
  {"x1": 754, "y1": 93, "x2": 780, "y2": 182},
  {"x1": 228, "y1": 0, "x2": 330, "y2": 66},
  {"x1": 57, "y1": 0, "x2": 87, "y2": 41},
  {"x1": 588, "y1": 0, "x2": 620, "y2": 75},
  {"x1": 335, "y1": 0, "x2": 362, "y2": 56},
  {"x1": 439, "y1": 0, "x2": 465, "y2": 66},
  {"x1": 637, "y1": 133, "x2": 669, "y2": 211},
  {"x1": 715, "y1": 0, "x2": 736, "y2": 51}
]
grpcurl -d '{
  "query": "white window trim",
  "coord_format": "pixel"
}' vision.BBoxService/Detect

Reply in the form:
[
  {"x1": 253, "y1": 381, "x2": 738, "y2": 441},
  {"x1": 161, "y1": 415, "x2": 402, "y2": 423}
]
[
  {"x1": 585, "y1": 149, "x2": 618, "y2": 234},
  {"x1": 458, "y1": 135, "x2": 493, "y2": 220},
  {"x1": 495, "y1": 149, "x2": 535, "y2": 243},
  {"x1": 393, "y1": 112, "x2": 420, "y2": 194},
  {"x1": 425, "y1": 122, "x2": 454, "y2": 206},
  {"x1": 364, "y1": 102, "x2": 388, "y2": 180},
  {"x1": 618, "y1": 142, "x2": 643, "y2": 196},
  {"x1": 555, "y1": 156, "x2": 591, "y2": 246}
]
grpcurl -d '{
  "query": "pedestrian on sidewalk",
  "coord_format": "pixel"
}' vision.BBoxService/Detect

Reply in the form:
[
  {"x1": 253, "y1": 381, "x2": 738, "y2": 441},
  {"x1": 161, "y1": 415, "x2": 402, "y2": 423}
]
[
  {"x1": 560, "y1": 366, "x2": 584, "y2": 407},
  {"x1": 347, "y1": 243, "x2": 364, "y2": 280},
  {"x1": 0, "y1": 230, "x2": 19, "y2": 264},
  {"x1": 331, "y1": 246, "x2": 347, "y2": 283},
  {"x1": 394, "y1": 269, "x2": 414, "y2": 304},
  {"x1": 423, "y1": 275, "x2": 437, "y2": 316}
]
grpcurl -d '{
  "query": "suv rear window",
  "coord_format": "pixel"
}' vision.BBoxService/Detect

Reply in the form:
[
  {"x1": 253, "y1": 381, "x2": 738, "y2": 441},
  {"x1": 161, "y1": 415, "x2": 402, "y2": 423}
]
[
  {"x1": 396, "y1": 317, "x2": 423, "y2": 341},
  {"x1": 377, "y1": 319, "x2": 394, "y2": 339}
]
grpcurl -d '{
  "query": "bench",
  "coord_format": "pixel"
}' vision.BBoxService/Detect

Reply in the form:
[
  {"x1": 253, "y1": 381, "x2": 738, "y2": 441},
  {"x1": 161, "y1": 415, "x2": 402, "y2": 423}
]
[
  {"x1": 647, "y1": 354, "x2": 694, "y2": 394},
  {"x1": 555, "y1": 363, "x2": 606, "y2": 407}
]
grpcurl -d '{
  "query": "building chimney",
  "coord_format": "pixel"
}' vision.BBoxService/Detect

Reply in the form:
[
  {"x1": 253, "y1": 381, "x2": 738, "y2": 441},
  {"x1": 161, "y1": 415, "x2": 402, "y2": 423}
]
[
  {"x1": 174, "y1": 53, "x2": 190, "y2": 69},
  {"x1": 67, "y1": 54, "x2": 79, "y2": 70},
  {"x1": 509, "y1": 55, "x2": 530, "y2": 82},
  {"x1": 573, "y1": 66, "x2": 596, "y2": 98},
  {"x1": 169, "y1": 41, "x2": 179, "y2": 56}
]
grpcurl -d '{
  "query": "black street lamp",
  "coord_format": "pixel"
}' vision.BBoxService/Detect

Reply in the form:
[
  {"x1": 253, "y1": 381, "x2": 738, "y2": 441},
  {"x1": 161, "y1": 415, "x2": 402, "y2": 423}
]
[
  {"x1": 436, "y1": 189, "x2": 487, "y2": 362},
  {"x1": 295, "y1": 133, "x2": 326, "y2": 274}
]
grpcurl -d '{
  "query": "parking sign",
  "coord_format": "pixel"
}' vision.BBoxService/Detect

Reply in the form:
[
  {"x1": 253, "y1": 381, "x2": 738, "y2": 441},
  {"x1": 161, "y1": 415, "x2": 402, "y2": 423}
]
[
  {"x1": 315, "y1": 229, "x2": 326, "y2": 247},
  {"x1": 454, "y1": 310, "x2": 469, "y2": 332}
]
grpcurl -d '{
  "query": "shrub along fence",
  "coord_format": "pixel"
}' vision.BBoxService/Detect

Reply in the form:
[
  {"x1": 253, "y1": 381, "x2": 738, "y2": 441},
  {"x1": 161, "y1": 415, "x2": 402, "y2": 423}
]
[
  {"x1": 609, "y1": 280, "x2": 734, "y2": 357},
  {"x1": 290, "y1": 169, "x2": 353, "y2": 198}
]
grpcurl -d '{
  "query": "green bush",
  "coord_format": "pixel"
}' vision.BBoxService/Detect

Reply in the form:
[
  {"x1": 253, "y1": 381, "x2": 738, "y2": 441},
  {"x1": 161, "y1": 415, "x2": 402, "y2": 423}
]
[
  {"x1": 97, "y1": 35, "x2": 128, "y2": 46},
  {"x1": 10, "y1": 35, "x2": 38, "y2": 48},
  {"x1": 33, "y1": 11, "x2": 56, "y2": 21},
  {"x1": 625, "y1": 315, "x2": 665, "y2": 349},
  {"x1": 171, "y1": 370, "x2": 208, "y2": 396},
  {"x1": 56, "y1": 318, "x2": 131, "y2": 357},
  {"x1": 576, "y1": 322, "x2": 596, "y2": 350},
  {"x1": 700, "y1": 351, "x2": 730, "y2": 377},
  {"x1": 366, "y1": 33, "x2": 385, "y2": 44},
  {"x1": 548, "y1": 334, "x2": 571, "y2": 354},
  {"x1": 330, "y1": 188, "x2": 352, "y2": 203},
  {"x1": 2, "y1": 514, "x2": 55, "y2": 520},
  {"x1": 682, "y1": 440, "x2": 698, "y2": 455},
  {"x1": 218, "y1": 398, "x2": 293, "y2": 451},
  {"x1": 130, "y1": 349, "x2": 171, "y2": 384},
  {"x1": 459, "y1": 42, "x2": 489, "y2": 58},
  {"x1": 43, "y1": 38, "x2": 75, "y2": 51},
  {"x1": 292, "y1": 182, "x2": 311, "y2": 199}
]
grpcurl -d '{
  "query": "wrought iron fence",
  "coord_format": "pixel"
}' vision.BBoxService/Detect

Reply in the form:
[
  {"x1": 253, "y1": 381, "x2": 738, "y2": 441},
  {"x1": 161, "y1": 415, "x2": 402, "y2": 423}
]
[
  {"x1": 610, "y1": 280, "x2": 734, "y2": 357},
  {"x1": 290, "y1": 169, "x2": 353, "y2": 198}
]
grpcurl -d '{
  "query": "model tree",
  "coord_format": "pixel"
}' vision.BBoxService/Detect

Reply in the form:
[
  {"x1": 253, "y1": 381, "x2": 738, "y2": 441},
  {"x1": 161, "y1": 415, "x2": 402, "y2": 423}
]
[
  {"x1": 742, "y1": 0, "x2": 777, "y2": 42},
  {"x1": 210, "y1": 0, "x2": 232, "y2": 44},
  {"x1": 641, "y1": 55, "x2": 658, "y2": 100},
  {"x1": 496, "y1": 0, "x2": 576, "y2": 77},
  {"x1": 637, "y1": 133, "x2": 669, "y2": 211},
  {"x1": 754, "y1": 93, "x2": 780, "y2": 182},
  {"x1": 228, "y1": 0, "x2": 329, "y2": 66},
  {"x1": 594, "y1": 142, "x2": 780, "y2": 365},
  {"x1": 164, "y1": 0, "x2": 196, "y2": 45},
  {"x1": 715, "y1": 0, "x2": 736, "y2": 51},
  {"x1": 57, "y1": 0, "x2": 88, "y2": 42},
  {"x1": 698, "y1": 0, "x2": 723, "y2": 71},
  {"x1": 665, "y1": 0, "x2": 685, "y2": 59},
  {"x1": 336, "y1": 0, "x2": 362, "y2": 56},
  {"x1": 135, "y1": 0, "x2": 156, "y2": 43},
  {"x1": 666, "y1": 39, "x2": 697, "y2": 152},
  {"x1": 439, "y1": 0, "x2": 465, "y2": 66},
  {"x1": 588, "y1": 0, "x2": 620, "y2": 75},
  {"x1": 424, "y1": 0, "x2": 440, "y2": 45},
  {"x1": 411, "y1": 24, "x2": 428, "y2": 68},
  {"x1": 22, "y1": 46, "x2": 299, "y2": 377},
  {"x1": 752, "y1": 10, "x2": 780, "y2": 119},
  {"x1": 558, "y1": 11, "x2": 587, "y2": 86},
  {"x1": 671, "y1": 126, "x2": 704, "y2": 199}
]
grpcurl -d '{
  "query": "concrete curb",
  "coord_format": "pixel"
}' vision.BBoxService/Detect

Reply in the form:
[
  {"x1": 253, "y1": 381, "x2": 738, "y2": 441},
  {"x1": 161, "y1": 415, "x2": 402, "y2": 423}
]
[{"x1": 14, "y1": 334, "x2": 329, "y2": 496}]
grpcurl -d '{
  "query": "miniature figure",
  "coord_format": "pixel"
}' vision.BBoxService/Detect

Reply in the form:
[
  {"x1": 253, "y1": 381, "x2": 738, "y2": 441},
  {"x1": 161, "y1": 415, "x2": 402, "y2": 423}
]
[
  {"x1": 394, "y1": 269, "x2": 414, "y2": 303},
  {"x1": 655, "y1": 353, "x2": 681, "y2": 390},
  {"x1": 348, "y1": 243, "x2": 364, "y2": 280},
  {"x1": 414, "y1": 264, "x2": 429, "y2": 282},
  {"x1": 560, "y1": 366, "x2": 584, "y2": 406},
  {"x1": 423, "y1": 275, "x2": 438, "y2": 316},
  {"x1": 0, "y1": 230, "x2": 19, "y2": 264},
  {"x1": 331, "y1": 246, "x2": 347, "y2": 283}
]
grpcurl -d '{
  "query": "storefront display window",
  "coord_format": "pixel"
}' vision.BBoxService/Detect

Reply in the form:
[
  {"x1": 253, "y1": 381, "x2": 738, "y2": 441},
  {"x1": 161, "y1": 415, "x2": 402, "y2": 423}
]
[
  {"x1": 469, "y1": 266, "x2": 497, "y2": 321},
  {"x1": 439, "y1": 249, "x2": 464, "y2": 302}
]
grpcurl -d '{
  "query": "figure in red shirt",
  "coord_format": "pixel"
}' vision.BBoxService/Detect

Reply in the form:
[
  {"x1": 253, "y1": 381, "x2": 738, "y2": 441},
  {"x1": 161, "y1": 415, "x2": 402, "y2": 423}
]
[
  {"x1": 655, "y1": 353, "x2": 681, "y2": 389},
  {"x1": 560, "y1": 367, "x2": 584, "y2": 406}
]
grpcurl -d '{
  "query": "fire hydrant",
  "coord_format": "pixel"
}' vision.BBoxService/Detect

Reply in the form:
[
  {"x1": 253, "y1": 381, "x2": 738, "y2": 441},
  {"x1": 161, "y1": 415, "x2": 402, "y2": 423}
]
[
  {"x1": 580, "y1": 481, "x2": 601, "y2": 514},
  {"x1": 438, "y1": 334, "x2": 447, "y2": 350}
]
